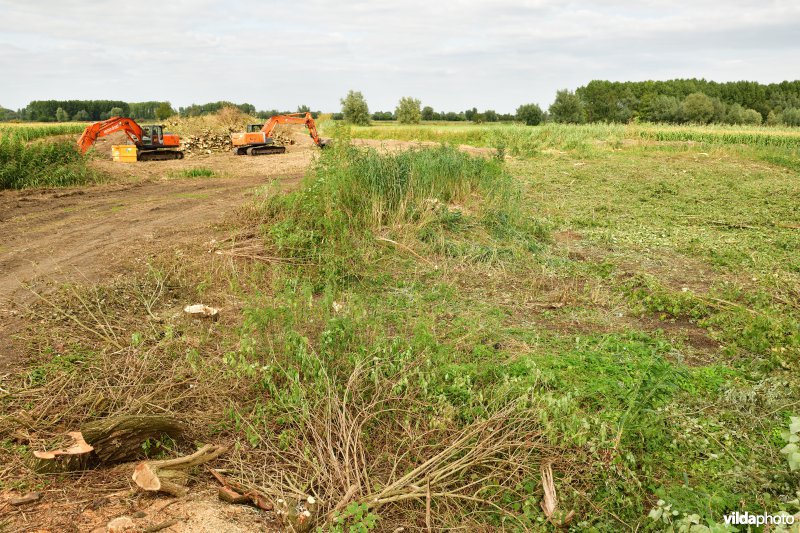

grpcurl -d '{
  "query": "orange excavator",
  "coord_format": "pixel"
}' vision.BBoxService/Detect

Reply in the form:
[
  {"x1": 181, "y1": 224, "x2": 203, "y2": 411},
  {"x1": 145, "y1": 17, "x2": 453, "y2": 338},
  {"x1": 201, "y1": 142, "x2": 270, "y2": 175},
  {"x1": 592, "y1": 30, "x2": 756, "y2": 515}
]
[
  {"x1": 230, "y1": 112, "x2": 328, "y2": 156},
  {"x1": 77, "y1": 117, "x2": 184, "y2": 161}
]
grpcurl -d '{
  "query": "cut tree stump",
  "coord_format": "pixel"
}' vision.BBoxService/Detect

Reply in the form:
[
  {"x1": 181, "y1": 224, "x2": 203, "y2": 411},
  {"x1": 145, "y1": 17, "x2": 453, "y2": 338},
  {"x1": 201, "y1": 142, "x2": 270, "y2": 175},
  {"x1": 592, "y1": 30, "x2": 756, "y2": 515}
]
[
  {"x1": 33, "y1": 415, "x2": 184, "y2": 473},
  {"x1": 133, "y1": 444, "x2": 226, "y2": 497},
  {"x1": 33, "y1": 431, "x2": 94, "y2": 473}
]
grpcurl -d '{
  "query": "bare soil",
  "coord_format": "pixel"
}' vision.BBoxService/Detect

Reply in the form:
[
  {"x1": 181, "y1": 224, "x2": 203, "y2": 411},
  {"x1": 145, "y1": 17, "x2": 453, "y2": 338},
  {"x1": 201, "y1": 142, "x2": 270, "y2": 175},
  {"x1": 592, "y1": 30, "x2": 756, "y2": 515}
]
[{"x1": 0, "y1": 146, "x2": 315, "y2": 376}]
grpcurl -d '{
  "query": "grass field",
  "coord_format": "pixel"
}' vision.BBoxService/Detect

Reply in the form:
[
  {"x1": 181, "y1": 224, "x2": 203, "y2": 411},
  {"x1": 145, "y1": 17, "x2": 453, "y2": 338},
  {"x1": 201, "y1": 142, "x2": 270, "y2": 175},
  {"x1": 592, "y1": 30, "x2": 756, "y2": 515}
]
[{"x1": 1, "y1": 120, "x2": 799, "y2": 530}]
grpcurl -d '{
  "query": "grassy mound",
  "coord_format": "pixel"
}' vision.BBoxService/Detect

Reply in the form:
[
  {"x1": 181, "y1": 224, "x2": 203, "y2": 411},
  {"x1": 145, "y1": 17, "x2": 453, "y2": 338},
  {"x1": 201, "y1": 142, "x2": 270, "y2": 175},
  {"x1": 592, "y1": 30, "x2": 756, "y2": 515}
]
[{"x1": 246, "y1": 139, "x2": 546, "y2": 282}]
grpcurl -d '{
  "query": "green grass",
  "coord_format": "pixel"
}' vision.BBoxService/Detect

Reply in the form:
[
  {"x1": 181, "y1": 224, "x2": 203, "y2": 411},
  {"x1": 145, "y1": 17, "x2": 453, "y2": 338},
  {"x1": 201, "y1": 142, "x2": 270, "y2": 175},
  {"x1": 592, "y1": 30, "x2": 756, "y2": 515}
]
[
  {"x1": 176, "y1": 167, "x2": 216, "y2": 178},
  {"x1": 322, "y1": 121, "x2": 800, "y2": 155},
  {"x1": 4, "y1": 123, "x2": 800, "y2": 530}
]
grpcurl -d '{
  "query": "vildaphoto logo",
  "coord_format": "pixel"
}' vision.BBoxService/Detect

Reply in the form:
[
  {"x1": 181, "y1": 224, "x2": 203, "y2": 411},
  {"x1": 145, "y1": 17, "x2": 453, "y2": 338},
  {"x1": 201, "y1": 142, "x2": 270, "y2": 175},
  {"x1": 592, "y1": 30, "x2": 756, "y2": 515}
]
[{"x1": 723, "y1": 511, "x2": 796, "y2": 526}]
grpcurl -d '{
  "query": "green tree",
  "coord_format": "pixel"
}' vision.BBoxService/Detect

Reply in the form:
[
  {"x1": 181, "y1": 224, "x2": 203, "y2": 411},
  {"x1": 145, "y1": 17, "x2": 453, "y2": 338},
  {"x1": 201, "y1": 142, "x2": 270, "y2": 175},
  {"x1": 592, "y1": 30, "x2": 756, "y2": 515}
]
[
  {"x1": 549, "y1": 90, "x2": 586, "y2": 124},
  {"x1": 156, "y1": 102, "x2": 174, "y2": 120},
  {"x1": 297, "y1": 104, "x2": 311, "y2": 113},
  {"x1": 421, "y1": 106, "x2": 435, "y2": 121},
  {"x1": 72, "y1": 109, "x2": 89, "y2": 122},
  {"x1": 725, "y1": 103, "x2": 745, "y2": 124},
  {"x1": 341, "y1": 90, "x2": 370, "y2": 125},
  {"x1": 483, "y1": 109, "x2": 498, "y2": 122},
  {"x1": 109, "y1": 107, "x2": 123, "y2": 117},
  {"x1": 741, "y1": 108, "x2": 763, "y2": 125},
  {"x1": 782, "y1": 108, "x2": 800, "y2": 126},
  {"x1": 515, "y1": 103, "x2": 544, "y2": 125},
  {"x1": 680, "y1": 93, "x2": 714, "y2": 124},
  {"x1": 642, "y1": 95, "x2": 680, "y2": 123},
  {"x1": 395, "y1": 97, "x2": 421, "y2": 124},
  {"x1": 55, "y1": 107, "x2": 69, "y2": 122},
  {"x1": 766, "y1": 110, "x2": 781, "y2": 126}
]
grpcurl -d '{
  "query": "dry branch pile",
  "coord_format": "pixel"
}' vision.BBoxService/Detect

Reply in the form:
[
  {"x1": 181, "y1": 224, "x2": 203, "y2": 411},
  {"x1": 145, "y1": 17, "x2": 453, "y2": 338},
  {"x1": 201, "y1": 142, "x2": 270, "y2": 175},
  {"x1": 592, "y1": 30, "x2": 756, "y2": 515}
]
[{"x1": 222, "y1": 359, "x2": 555, "y2": 529}]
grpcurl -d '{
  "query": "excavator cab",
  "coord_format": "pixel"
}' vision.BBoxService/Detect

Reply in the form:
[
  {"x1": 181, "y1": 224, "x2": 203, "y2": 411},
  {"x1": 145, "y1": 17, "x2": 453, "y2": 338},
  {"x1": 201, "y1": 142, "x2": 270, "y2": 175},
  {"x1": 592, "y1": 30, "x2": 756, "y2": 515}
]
[
  {"x1": 140, "y1": 125, "x2": 163, "y2": 146},
  {"x1": 246, "y1": 124, "x2": 264, "y2": 133}
]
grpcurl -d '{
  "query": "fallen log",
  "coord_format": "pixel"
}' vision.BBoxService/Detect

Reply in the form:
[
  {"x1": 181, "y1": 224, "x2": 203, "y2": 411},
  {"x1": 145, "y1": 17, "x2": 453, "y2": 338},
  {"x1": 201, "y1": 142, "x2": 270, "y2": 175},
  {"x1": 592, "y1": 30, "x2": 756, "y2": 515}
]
[
  {"x1": 83, "y1": 415, "x2": 185, "y2": 464},
  {"x1": 33, "y1": 415, "x2": 184, "y2": 473}
]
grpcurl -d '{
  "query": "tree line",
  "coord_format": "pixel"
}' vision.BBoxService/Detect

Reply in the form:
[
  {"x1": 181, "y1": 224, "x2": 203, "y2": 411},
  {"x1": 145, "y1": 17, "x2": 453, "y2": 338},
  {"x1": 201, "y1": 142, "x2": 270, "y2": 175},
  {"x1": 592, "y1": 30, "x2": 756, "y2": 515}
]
[
  {"x1": 4, "y1": 79, "x2": 800, "y2": 126},
  {"x1": 0, "y1": 100, "x2": 323, "y2": 123}
]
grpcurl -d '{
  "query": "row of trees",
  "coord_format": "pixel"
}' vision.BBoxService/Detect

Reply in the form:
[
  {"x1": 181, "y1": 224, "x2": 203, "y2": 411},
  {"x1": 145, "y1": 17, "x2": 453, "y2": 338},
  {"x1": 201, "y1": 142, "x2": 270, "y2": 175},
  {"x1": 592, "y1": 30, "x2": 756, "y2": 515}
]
[
  {"x1": 2, "y1": 100, "x2": 176, "y2": 122},
  {"x1": 1, "y1": 100, "x2": 325, "y2": 123},
  {"x1": 571, "y1": 79, "x2": 800, "y2": 125},
  {"x1": 337, "y1": 81, "x2": 800, "y2": 127},
  {"x1": 338, "y1": 91, "x2": 520, "y2": 125}
]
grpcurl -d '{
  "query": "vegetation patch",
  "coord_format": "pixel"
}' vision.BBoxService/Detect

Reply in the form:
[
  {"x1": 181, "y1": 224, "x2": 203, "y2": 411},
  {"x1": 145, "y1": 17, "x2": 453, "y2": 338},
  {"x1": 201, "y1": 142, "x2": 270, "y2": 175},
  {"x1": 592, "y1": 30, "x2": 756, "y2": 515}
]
[{"x1": 0, "y1": 135, "x2": 100, "y2": 189}]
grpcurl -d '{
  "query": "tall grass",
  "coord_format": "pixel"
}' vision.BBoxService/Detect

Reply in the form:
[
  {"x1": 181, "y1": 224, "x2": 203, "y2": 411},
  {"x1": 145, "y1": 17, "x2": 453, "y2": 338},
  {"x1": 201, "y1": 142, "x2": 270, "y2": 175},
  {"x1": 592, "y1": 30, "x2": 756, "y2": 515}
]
[
  {"x1": 0, "y1": 136, "x2": 98, "y2": 189},
  {"x1": 246, "y1": 138, "x2": 542, "y2": 281},
  {"x1": 0, "y1": 123, "x2": 87, "y2": 142}
]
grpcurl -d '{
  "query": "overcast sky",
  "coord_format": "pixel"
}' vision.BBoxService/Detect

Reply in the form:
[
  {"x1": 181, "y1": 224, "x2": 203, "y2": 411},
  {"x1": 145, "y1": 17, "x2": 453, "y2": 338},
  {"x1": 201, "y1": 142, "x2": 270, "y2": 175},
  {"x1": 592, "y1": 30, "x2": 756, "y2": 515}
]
[{"x1": 1, "y1": 0, "x2": 799, "y2": 113}]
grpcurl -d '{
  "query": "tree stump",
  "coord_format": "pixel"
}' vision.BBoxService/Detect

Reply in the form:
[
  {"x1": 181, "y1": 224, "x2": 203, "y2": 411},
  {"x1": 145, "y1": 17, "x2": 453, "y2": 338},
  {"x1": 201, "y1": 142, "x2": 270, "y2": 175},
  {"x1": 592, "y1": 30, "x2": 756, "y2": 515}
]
[{"x1": 133, "y1": 444, "x2": 226, "y2": 497}]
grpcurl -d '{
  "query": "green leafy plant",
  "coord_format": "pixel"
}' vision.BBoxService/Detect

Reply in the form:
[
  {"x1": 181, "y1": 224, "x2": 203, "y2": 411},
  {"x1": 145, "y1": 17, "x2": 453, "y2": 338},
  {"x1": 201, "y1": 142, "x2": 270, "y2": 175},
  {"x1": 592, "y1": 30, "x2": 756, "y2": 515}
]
[
  {"x1": 328, "y1": 502, "x2": 380, "y2": 533},
  {"x1": 780, "y1": 416, "x2": 800, "y2": 471}
]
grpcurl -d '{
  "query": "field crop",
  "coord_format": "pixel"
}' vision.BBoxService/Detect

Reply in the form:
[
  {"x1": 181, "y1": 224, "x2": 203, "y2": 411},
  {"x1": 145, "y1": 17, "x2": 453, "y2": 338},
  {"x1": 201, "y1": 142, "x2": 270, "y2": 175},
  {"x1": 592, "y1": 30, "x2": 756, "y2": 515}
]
[
  {"x1": 2, "y1": 122, "x2": 799, "y2": 530},
  {"x1": 0, "y1": 135, "x2": 99, "y2": 189},
  {"x1": 327, "y1": 120, "x2": 800, "y2": 155},
  {"x1": 0, "y1": 122, "x2": 88, "y2": 142}
]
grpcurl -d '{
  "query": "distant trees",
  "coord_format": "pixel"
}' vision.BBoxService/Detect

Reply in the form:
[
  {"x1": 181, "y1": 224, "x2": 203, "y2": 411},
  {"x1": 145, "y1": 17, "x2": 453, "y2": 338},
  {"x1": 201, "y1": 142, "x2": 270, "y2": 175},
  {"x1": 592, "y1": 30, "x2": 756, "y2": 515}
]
[
  {"x1": 0, "y1": 106, "x2": 18, "y2": 121},
  {"x1": 396, "y1": 97, "x2": 421, "y2": 124},
  {"x1": 372, "y1": 111, "x2": 394, "y2": 121},
  {"x1": 178, "y1": 101, "x2": 255, "y2": 117},
  {"x1": 341, "y1": 90, "x2": 370, "y2": 125},
  {"x1": 23, "y1": 100, "x2": 129, "y2": 121},
  {"x1": 516, "y1": 103, "x2": 544, "y2": 125},
  {"x1": 55, "y1": 107, "x2": 69, "y2": 122},
  {"x1": 156, "y1": 102, "x2": 174, "y2": 120},
  {"x1": 72, "y1": 110, "x2": 89, "y2": 122},
  {"x1": 421, "y1": 106, "x2": 435, "y2": 121},
  {"x1": 568, "y1": 78, "x2": 800, "y2": 126},
  {"x1": 549, "y1": 90, "x2": 586, "y2": 124}
]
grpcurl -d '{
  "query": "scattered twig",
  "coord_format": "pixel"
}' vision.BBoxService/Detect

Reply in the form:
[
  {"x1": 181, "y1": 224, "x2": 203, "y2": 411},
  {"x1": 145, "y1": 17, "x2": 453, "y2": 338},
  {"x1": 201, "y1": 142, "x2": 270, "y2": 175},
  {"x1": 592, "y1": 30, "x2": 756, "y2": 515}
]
[{"x1": 143, "y1": 518, "x2": 182, "y2": 533}]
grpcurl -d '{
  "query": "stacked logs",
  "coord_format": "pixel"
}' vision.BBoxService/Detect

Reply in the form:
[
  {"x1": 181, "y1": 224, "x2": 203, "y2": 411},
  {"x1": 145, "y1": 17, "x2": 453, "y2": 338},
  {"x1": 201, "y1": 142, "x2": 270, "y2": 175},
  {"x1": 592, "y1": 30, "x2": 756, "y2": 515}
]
[{"x1": 181, "y1": 129, "x2": 295, "y2": 157}]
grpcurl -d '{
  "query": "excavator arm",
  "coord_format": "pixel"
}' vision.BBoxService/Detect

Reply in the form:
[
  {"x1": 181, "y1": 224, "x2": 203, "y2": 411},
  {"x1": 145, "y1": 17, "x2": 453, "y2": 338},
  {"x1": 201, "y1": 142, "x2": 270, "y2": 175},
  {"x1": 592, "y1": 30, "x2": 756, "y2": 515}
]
[
  {"x1": 77, "y1": 117, "x2": 144, "y2": 153},
  {"x1": 261, "y1": 112, "x2": 326, "y2": 147}
]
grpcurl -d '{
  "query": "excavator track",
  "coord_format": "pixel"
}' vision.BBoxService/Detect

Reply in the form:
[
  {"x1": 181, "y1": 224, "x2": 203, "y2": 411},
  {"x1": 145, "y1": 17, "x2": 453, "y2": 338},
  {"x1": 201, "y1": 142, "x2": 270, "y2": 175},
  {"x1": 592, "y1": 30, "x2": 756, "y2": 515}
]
[
  {"x1": 232, "y1": 144, "x2": 286, "y2": 156},
  {"x1": 138, "y1": 150, "x2": 184, "y2": 161}
]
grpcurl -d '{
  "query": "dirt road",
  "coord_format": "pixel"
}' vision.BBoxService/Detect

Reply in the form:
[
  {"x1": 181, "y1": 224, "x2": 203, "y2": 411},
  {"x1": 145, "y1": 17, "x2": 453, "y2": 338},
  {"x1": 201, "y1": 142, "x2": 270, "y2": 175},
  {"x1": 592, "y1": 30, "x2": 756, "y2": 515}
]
[
  {"x1": 0, "y1": 148, "x2": 314, "y2": 374},
  {"x1": 0, "y1": 152, "x2": 310, "y2": 306}
]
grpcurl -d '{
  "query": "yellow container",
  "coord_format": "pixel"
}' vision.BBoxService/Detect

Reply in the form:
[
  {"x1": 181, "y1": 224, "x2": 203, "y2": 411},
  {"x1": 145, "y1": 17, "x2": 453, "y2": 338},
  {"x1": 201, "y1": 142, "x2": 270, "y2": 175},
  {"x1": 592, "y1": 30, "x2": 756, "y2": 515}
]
[{"x1": 112, "y1": 145, "x2": 138, "y2": 163}]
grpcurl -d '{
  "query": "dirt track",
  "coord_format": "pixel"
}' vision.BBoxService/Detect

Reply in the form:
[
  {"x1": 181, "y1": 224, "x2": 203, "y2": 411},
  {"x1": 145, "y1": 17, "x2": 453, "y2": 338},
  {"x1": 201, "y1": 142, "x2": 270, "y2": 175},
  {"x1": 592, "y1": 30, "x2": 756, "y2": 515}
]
[
  {"x1": 0, "y1": 152, "x2": 311, "y2": 306},
  {"x1": 0, "y1": 147, "x2": 315, "y2": 376}
]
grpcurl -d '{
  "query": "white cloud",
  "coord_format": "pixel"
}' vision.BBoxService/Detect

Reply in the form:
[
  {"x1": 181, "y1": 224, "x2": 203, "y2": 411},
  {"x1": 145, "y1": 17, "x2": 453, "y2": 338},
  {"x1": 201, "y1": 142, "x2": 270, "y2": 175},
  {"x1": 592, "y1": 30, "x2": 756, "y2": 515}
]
[{"x1": 0, "y1": 0, "x2": 798, "y2": 112}]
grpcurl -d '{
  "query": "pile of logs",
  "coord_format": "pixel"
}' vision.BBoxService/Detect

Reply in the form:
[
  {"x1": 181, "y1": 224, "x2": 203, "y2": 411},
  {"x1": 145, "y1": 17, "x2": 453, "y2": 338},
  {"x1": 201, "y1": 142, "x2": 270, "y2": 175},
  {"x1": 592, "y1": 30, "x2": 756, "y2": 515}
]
[
  {"x1": 182, "y1": 130, "x2": 234, "y2": 156},
  {"x1": 181, "y1": 129, "x2": 296, "y2": 157}
]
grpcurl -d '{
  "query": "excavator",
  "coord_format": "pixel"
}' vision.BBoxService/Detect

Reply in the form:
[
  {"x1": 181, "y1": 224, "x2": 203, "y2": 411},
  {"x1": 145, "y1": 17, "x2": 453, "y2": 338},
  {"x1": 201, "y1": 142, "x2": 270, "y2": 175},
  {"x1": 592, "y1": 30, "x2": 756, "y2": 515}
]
[
  {"x1": 230, "y1": 112, "x2": 328, "y2": 156},
  {"x1": 77, "y1": 117, "x2": 184, "y2": 161}
]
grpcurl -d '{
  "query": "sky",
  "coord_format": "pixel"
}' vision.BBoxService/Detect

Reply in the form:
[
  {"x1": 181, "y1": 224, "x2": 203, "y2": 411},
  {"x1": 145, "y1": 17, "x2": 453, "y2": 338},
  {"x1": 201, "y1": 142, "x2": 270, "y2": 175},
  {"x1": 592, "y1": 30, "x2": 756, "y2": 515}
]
[{"x1": 1, "y1": 0, "x2": 799, "y2": 113}]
